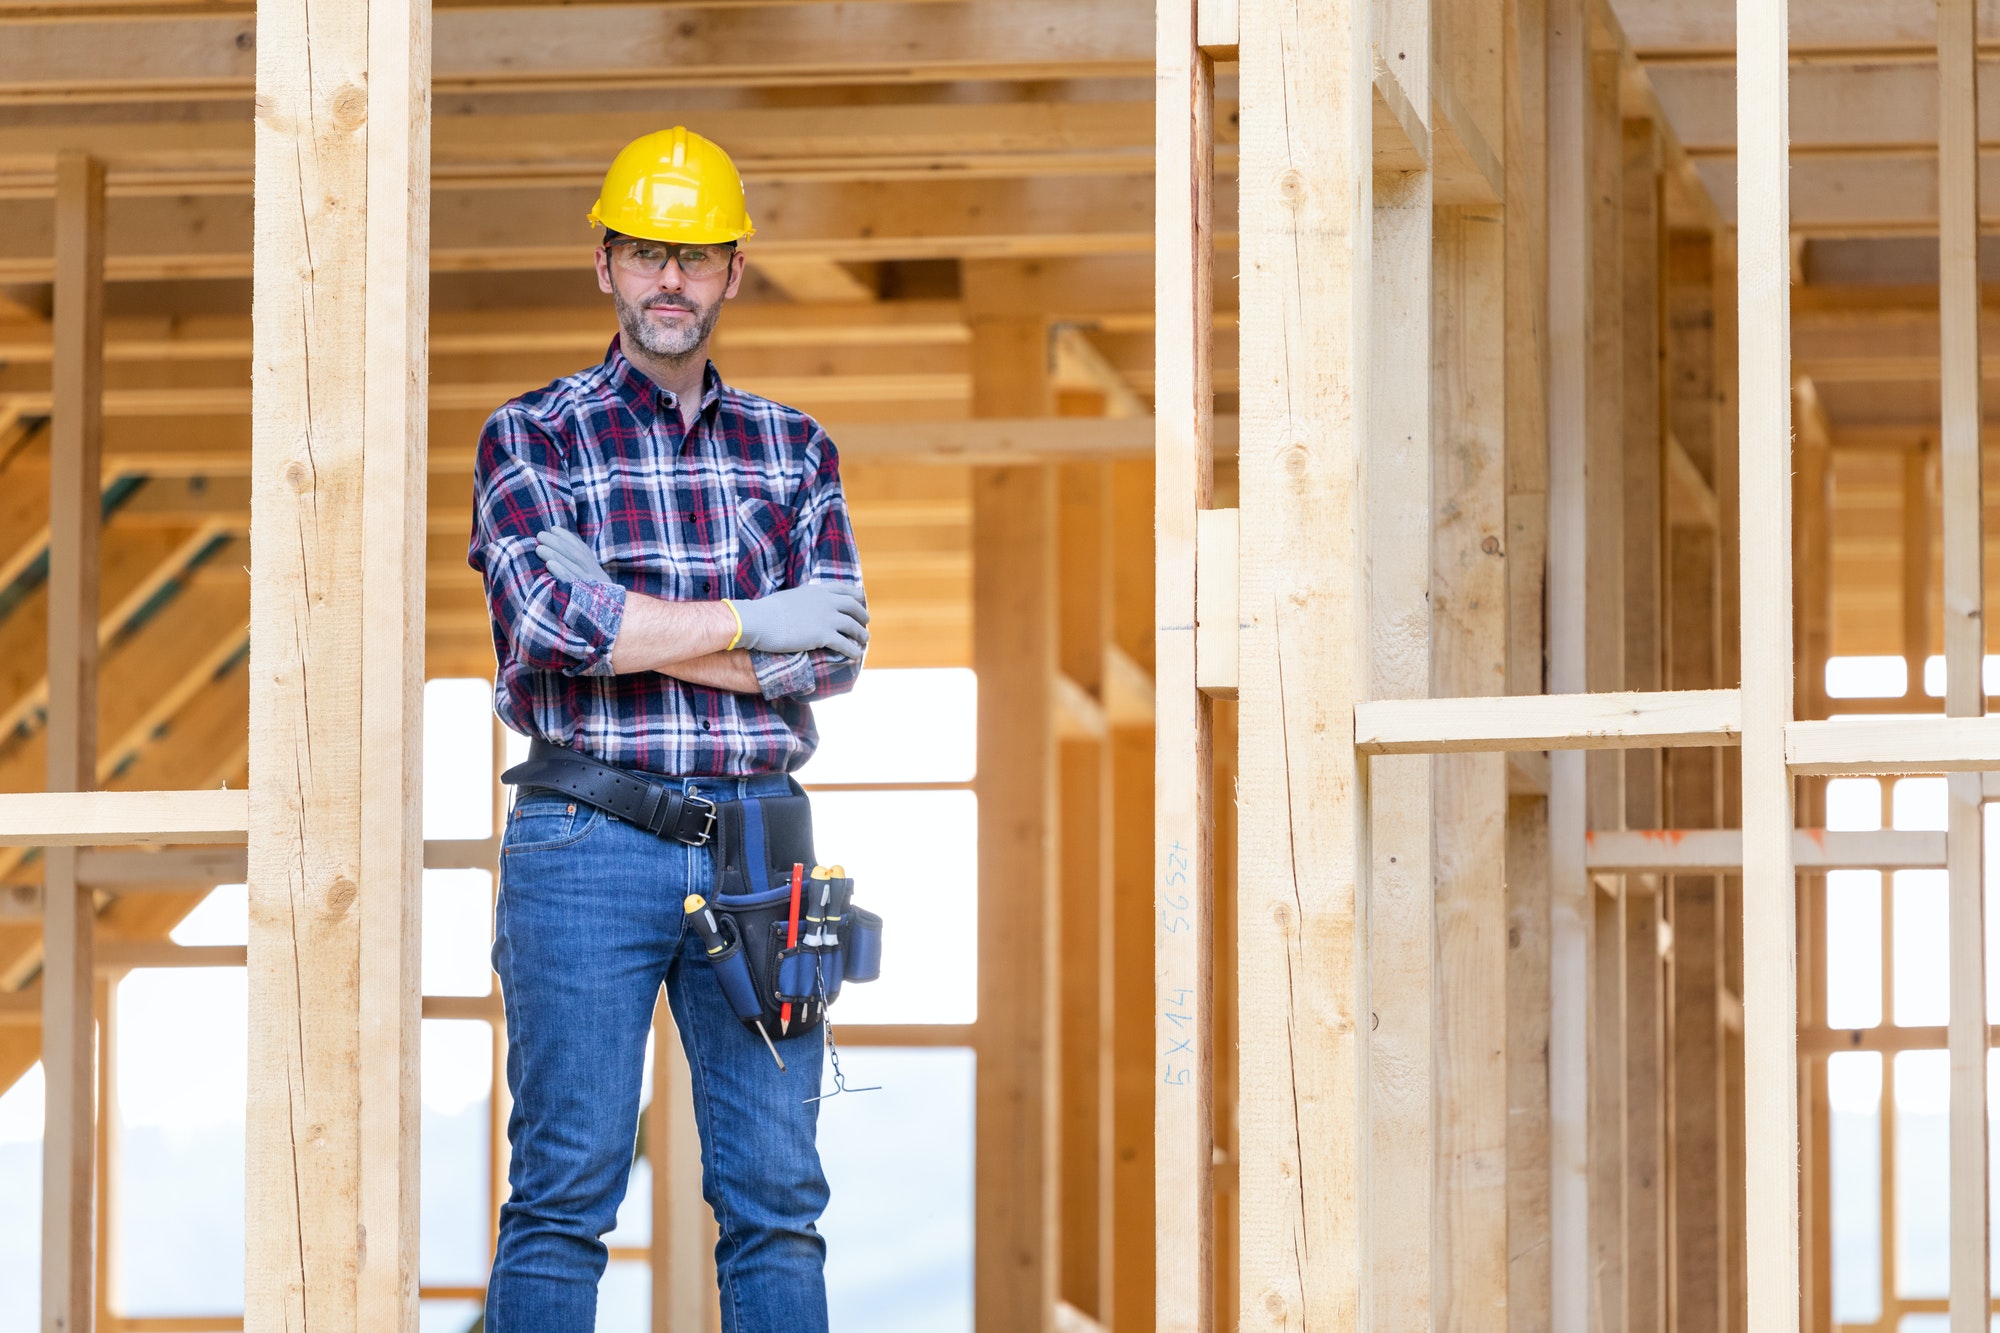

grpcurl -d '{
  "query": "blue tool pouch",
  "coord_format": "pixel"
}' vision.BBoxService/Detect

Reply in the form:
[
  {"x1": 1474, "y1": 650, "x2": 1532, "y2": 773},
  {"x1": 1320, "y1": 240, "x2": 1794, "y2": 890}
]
[{"x1": 700, "y1": 784, "x2": 881, "y2": 1042}]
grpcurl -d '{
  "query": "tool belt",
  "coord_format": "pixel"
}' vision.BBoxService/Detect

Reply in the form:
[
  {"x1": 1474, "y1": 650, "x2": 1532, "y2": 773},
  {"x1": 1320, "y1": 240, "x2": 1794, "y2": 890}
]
[
  {"x1": 499, "y1": 739, "x2": 882, "y2": 1043},
  {"x1": 696, "y1": 789, "x2": 881, "y2": 1042}
]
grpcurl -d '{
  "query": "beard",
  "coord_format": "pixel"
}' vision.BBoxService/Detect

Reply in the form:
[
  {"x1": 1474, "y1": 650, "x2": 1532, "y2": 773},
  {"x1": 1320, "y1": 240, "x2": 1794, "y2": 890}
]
[{"x1": 612, "y1": 285, "x2": 724, "y2": 361}]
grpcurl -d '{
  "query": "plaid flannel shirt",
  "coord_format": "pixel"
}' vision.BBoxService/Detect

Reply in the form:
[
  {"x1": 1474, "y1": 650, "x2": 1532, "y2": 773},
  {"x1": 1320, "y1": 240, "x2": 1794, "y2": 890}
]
[{"x1": 469, "y1": 338, "x2": 864, "y2": 776}]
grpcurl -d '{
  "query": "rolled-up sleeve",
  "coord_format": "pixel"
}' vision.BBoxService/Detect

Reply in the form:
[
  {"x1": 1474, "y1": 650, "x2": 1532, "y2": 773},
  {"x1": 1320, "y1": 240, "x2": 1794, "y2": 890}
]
[
  {"x1": 468, "y1": 407, "x2": 625, "y2": 677},
  {"x1": 749, "y1": 426, "x2": 865, "y2": 701}
]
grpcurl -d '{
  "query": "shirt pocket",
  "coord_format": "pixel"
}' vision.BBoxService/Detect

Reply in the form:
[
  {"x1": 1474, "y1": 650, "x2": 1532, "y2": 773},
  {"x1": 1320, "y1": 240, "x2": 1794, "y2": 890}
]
[
  {"x1": 732, "y1": 495, "x2": 796, "y2": 597},
  {"x1": 503, "y1": 796, "x2": 602, "y2": 854}
]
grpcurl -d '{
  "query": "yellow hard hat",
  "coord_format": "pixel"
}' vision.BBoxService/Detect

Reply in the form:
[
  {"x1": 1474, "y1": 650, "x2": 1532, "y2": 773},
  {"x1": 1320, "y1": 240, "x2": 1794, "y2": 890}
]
[{"x1": 587, "y1": 127, "x2": 755, "y2": 245}]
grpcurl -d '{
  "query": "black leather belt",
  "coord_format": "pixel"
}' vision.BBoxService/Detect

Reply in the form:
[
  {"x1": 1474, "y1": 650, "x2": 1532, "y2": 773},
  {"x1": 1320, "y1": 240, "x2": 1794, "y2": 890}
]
[{"x1": 500, "y1": 738, "x2": 719, "y2": 847}]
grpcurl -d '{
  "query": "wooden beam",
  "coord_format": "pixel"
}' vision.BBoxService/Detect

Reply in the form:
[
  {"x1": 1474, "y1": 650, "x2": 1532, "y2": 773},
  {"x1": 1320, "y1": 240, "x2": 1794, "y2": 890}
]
[
  {"x1": 1671, "y1": 873, "x2": 1727, "y2": 1333},
  {"x1": 1236, "y1": 0, "x2": 1367, "y2": 1324},
  {"x1": 42, "y1": 145, "x2": 104, "y2": 1333},
  {"x1": 356, "y1": 0, "x2": 429, "y2": 1317},
  {"x1": 1545, "y1": 3, "x2": 1592, "y2": 1322},
  {"x1": 1194, "y1": 509, "x2": 1238, "y2": 699},
  {"x1": 1152, "y1": 0, "x2": 1215, "y2": 1323},
  {"x1": 0, "y1": 0, "x2": 1153, "y2": 102},
  {"x1": 1367, "y1": 126, "x2": 1434, "y2": 1330},
  {"x1": 0, "y1": 174, "x2": 1205, "y2": 283},
  {"x1": 244, "y1": 0, "x2": 427, "y2": 1318},
  {"x1": 1585, "y1": 827, "x2": 1946, "y2": 872},
  {"x1": 1054, "y1": 460, "x2": 1113, "y2": 1322},
  {"x1": 1583, "y1": 44, "x2": 1627, "y2": 1324},
  {"x1": 1502, "y1": 4, "x2": 1554, "y2": 1322},
  {"x1": 1937, "y1": 7, "x2": 1992, "y2": 1326},
  {"x1": 1736, "y1": 1, "x2": 1802, "y2": 1331},
  {"x1": 1784, "y1": 715, "x2": 2000, "y2": 772},
  {"x1": 1354, "y1": 688, "x2": 1742, "y2": 753},
  {"x1": 0, "y1": 100, "x2": 1182, "y2": 195},
  {"x1": 0, "y1": 790, "x2": 246, "y2": 846},
  {"x1": 1430, "y1": 201, "x2": 1508, "y2": 1333},
  {"x1": 1108, "y1": 464, "x2": 1156, "y2": 1331},
  {"x1": 968, "y1": 278, "x2": 1059, "y2": 1333}
]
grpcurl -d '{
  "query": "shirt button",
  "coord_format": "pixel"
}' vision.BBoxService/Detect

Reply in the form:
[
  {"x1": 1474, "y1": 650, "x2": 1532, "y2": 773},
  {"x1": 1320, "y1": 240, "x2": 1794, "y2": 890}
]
[
  {"x1": 700, "y1": 720, "x2": 711, "y2": 732},
  {"x1": 700, "y1": 580, "x2": 710, "y2": 593}
]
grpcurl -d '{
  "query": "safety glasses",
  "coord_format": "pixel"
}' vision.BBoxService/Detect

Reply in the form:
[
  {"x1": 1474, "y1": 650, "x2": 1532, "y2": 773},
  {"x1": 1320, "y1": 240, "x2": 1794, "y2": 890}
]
[{"x1": 604, "y1": 238, "x2": 737, "y2": 281}]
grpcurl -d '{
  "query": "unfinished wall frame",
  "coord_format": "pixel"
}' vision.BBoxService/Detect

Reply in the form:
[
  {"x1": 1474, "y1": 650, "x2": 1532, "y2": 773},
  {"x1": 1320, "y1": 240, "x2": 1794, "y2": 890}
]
[{"x1": 1162, "y1": 0, "x2": 1994, "y2": 1330}]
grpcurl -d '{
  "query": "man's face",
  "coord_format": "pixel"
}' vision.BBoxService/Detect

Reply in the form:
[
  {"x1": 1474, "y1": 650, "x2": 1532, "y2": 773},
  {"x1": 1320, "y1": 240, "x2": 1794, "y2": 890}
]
[{"x1": 594, "y1": 239, "x2": 746, "y2": 360}]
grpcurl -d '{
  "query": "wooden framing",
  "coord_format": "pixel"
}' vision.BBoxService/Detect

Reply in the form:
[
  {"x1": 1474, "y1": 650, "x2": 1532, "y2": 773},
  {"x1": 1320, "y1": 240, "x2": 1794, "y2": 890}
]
[
  {"x1": 9, "y1": 0, "x2": 2000, "y2": 1327},
  {"x1": 241, "y1": 0, "x2": 429, "y2": 1319},
  {"x1": 1152, "y1": 0, "x2": 1216, "y2": 1324},
  {"x1": 1234, "y1": 0, "x2": 1371, "y2": 1328},
  {"x1": 41, "y1": 145, "x2": 104, "y2": 1333}
]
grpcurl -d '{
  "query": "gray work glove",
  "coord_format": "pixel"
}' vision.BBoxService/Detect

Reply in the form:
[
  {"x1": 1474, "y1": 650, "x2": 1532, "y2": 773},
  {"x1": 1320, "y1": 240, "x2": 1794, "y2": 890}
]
[
  {"x1": 535, "y1": 527, "x2": 612, "y2": 586},
  {"x1": 733, "y1": 582, "x2": 870, "y2": 660},
  {"x1": 538, "y1": 527, "x2": 868, "y2": 660}
]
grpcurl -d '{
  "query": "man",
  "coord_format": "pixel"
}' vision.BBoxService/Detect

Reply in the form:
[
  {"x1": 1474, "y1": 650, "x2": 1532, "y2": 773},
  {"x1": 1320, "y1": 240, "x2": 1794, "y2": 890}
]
[{"x1": 468, "y1": 126, "x2": 867, "y2": 1332}]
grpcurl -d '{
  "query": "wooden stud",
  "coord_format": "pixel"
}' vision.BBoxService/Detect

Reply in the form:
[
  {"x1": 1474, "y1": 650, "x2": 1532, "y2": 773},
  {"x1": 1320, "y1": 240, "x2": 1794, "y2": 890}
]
[
  {"x1": 356, "y1": 0, "x2": 429, "y2": 1317},
  {"x1": 1236, "y1": 0, "x2": 1369, "y2": 1324},
  {"x1": 1623, "y1": 118, "x2": 1665, "y2": 834},
  {"x1": 1901, "y1": 443, "x2": 1933, "y2": 695},
  {"x1": 91, "y1": 972, "x2": 117, "y2": 1333},
  {"x1": 1624, "y1": 883, "x2": 1665, "y2": 1333},
  {"x1": 1056, "y1": 460, "x2": 1112, "y2": 1320},
  {"x1": 42, "y1": 146, "x2": 104, "y2": 1333},
  {"x1": 1194, "y1": 510, "x2": 1239, "y2": 700},
  {"x1": 1356, "y1": 690, "x2": 1741, "y2": 754},
  {"x1": 1108, "y1": 461, "x2": 1157, "y2": 1333},
  {"x1": 1153, "y1": 0, "x2": 1216, "y2": 1322},
  {"x1": 1670, "y1": 874, "x2": 1726, "y2": 1333},
  {"x1": 1367, "y1": 144, "x2": 1433, "y2": 1333},
  {"x1": 1735, "y1": 0, "x2": 1801, "y2": 1328},
  {"x1": 1936, "y1": 2, "x2": 1990, "y2": 1327},
  {"x1": 1589, "y1": 882, "x2": 1625, "y2": 1333},
  {"x1": 1546, "y1": 0, "x2": 1593, "y2": 1319},
  {"x1": 965, "y1": 276, "x2": 1060, "y2": 1333},
  {"x1": 243, "y1": 0, "x2": 428, "y2": 1317},
  {"x1": 1585, "y1": 50, "x2": 1629, "y2": 1319},
  {"x1": 1502, "y1": 2, "x2": 1555, "y2": 1324},
  {"x1": 1431, "y1": 201, "x2": 1509, "y2": 1333}
]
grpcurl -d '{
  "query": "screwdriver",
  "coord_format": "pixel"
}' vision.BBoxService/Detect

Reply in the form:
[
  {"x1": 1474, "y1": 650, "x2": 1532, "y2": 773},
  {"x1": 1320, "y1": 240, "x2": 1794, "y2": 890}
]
[
  {"x1": 684, "y1": 893, "x2": 785, "y2": 1071},
  {"x1": 780, "y1": 862, "x2": 805, "y2": 1035}
]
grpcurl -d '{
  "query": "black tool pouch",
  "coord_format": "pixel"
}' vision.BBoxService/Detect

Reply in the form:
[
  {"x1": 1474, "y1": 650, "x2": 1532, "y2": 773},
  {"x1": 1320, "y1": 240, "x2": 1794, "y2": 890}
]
[{"x1": 701, "y1": 783, "x2": 881, "y2": 1042}]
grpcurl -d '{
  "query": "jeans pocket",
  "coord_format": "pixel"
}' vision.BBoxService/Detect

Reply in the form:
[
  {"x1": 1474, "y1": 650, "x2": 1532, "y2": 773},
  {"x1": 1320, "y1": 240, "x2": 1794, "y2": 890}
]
[{"x1": 503, "y1": 798, "x2": 602, "y2": 854}]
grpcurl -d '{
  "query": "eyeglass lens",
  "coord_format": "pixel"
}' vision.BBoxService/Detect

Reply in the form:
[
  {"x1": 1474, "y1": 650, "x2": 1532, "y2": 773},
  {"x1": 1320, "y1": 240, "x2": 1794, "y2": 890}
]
[{"x1": 609, "y1": 241, "x2": 731, "y2": 279}]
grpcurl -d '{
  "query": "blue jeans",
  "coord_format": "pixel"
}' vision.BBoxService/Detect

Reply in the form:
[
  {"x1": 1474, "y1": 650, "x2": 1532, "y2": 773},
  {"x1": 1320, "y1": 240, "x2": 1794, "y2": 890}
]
[{"x1": 486, "y1": 774, "x2": 829, "y2": 1333}]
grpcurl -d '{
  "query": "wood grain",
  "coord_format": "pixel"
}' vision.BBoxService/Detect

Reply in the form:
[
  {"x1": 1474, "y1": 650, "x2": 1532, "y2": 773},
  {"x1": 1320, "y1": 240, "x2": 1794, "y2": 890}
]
[
  {"x1": 1236, "y1": 0, "x2": 1369, "y2": 1324},
  {"x1": 1735, "y1": 0, "x2": 1803, "y2": 1328},
  {"x1": 1153, "y1": 0, "x2": 1217, "y2": 1322}
]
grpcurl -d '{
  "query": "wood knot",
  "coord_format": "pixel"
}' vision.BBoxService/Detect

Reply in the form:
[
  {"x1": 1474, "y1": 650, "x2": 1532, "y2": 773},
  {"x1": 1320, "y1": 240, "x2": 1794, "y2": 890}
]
[
  {"x1": 282, "y1": 459, "x2": 312, "y2": 494},
  {"x1": 234, "y1": 27, "x2": 255, "y2": 50},
  {"x1": 330, "y1": 83, "x2": 368, "y2": 132},
  {"x1": 1279, "y1": 440, "x2": 1309, "y2": 479},
  {"x1": 1482, "y1": 535, "x2": 1503, "y2": 555},
  {"x1": 322, "y1": 875, "x2": 358, "y2": 919},
  {"x1": 1264, "y1": 1289, "x2": 1292, "y2": 1319},
  {"x1": 1276, "y1": 168, "x2": 1307, "y2": 209},
  {"x1": 1271, "y1": 901, "x2": 1295, "y2": 930}
]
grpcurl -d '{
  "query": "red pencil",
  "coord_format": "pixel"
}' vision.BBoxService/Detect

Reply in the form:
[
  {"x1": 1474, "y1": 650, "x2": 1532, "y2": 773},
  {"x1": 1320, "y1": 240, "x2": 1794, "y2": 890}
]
[{"x1": 780, "y1": 861, "x2": 805, "y2": 1035}]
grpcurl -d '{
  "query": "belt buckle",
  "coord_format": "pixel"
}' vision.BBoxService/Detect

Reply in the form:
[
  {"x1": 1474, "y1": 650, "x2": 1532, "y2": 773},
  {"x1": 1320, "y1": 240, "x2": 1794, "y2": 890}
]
[{"x1": 683, "y1": 792, "x2": 719, "y2": 846}]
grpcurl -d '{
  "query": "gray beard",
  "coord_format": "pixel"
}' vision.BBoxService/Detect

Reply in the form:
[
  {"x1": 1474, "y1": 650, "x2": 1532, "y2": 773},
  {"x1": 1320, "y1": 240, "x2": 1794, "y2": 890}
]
[{"x1": 613, "y1": 288, "x2": 723, "y2": 361}]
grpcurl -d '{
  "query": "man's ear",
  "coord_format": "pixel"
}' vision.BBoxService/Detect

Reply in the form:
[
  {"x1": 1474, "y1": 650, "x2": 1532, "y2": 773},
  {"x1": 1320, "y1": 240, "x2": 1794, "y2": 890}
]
[
  {"x1": 593, "y1": 246, "x2": 615, "y2": 296},
  {"x1": 723, "y1": 249, "x2": 747, "y2": 301}
]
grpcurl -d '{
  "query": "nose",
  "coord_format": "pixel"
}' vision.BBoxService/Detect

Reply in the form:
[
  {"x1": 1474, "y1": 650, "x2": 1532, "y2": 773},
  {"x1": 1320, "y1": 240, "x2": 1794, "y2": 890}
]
[{"x1": 655, "y1": 259, "x2": 687, "y2": 293}]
